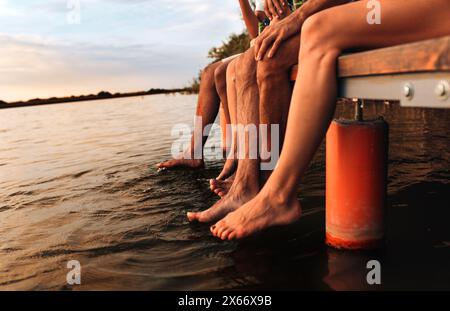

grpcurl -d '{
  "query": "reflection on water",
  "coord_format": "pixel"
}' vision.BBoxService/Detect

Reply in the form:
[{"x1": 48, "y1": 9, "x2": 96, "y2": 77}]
[{"x1": 0, "y1": 94, "x2": 448, "y2": 290}]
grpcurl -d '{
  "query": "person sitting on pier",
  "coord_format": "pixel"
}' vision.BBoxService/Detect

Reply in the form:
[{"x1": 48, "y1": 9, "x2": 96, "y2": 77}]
[
  {"x1": 156, "y1": 0, "x2": 269, "y2": 180},
  {"x1": 188, "y1": 0, "x2": 450, "y2": 240},
  {"x1": 188, "y1": 0, "x2": 303, "y2": 220},
  {"x1": 159, "y1": 0, "x2": 296, "y2": 197}
]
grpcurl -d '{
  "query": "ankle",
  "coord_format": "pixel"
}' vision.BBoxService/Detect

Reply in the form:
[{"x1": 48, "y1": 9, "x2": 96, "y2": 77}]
[
  {"x1": 222, "y1": 148, "x2": 227, "y2": 159},
  {"x1": 262, "y1": 186, "x2": 296, "y2": 207},
  {"x1": 185, "y1": 147, "x2": 203, "y2": 160},
  {"x1": 233, "y1": 173, "x2": 259, "y2": 194}
]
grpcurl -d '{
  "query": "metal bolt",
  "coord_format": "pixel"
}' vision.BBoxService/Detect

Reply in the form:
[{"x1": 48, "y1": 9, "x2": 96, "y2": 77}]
[
  {"x1": 435, "y1": 81, "x2": 449, "y2": 100},
  {"x1": 354, "y1": 99, "x2": 363, "y2": 121},
  {"x1": 403, "y1": 83, "x2": 414, "y2": 100}
]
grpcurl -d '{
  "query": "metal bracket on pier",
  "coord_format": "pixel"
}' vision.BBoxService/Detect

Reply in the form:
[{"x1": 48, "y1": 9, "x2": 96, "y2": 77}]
[
  {"x1": 339, "y1": 73, "x2": 450, "y2": 109},
  {"x1": 353, "y1": 98, "x2": 364, "y2": 121}
]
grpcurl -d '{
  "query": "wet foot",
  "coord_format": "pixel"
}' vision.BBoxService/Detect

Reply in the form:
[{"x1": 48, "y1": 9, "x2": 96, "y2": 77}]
[
  {"x1": 210, "y1": 174, "x2": 234, "y2": 197},
  {"x1": 156, "y1": 152, "x2": 204, "y2": 170},
  {"x1": 187, "y1": 178, "x2": 258, "y2": 223},
  {"x1": 210, "y1": 193, "x2": 302, "y2": 240}
]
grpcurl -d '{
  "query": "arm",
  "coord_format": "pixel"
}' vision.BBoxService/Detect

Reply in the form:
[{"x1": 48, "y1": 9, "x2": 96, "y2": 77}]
[
  {"x1": 238, "y1": 0, "x2": 260, "y2": 39},
  {"x1": 254, "y1": 0, "x2": 352, "y2": 60}
]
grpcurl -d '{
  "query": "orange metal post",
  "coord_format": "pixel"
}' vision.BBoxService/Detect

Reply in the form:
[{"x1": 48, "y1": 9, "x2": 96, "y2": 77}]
[{"x1": 325, "y1": 119, "x2": 388, "y2": 250}]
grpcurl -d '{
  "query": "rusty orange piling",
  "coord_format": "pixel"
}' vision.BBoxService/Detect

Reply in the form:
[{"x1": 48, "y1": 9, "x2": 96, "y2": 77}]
[{"x1": 325, "y1": 118, "x2": 389, "y2": 250}]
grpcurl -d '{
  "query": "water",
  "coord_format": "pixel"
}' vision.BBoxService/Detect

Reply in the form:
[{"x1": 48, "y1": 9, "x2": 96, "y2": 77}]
[{"x1": 0, "y1": 94, "x2": 448, "y2": 290}]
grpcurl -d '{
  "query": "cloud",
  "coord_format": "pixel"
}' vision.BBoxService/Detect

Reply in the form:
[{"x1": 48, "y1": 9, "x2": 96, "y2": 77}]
[
  {"x1": 0, "y1": 0, "x2": 246, "y2": 101},
  {"x1": 0, "y1": 0, "x2": 21, "y2": 16},
  {"x1": 0, "y1": 33, "x2": 206, "y2": 101}
]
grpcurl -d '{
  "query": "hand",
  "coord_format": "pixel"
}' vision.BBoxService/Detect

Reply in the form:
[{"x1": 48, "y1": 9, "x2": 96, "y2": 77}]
[
  {"x1": 253, "y1": 14, "x2": 299, "y2": 60},
  {"x1": 264, "y1": 0, "x2": 288, "y2": 20}
]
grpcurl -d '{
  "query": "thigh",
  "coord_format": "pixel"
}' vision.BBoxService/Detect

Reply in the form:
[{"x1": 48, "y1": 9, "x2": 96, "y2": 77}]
[
  {"x1": 215, "y1": 60, "x2": 230, "y2": 84},
  {"x1": 221, "y1": 53, "x2": 242, "y2": 63},
  {"x1": 316, "y1": 0, "x2": 450, "y2": 51}
]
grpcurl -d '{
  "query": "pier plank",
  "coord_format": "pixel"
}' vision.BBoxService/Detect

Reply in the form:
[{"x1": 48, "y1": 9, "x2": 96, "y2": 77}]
[{"x1": 290, "y1": 36, "x2": 450, "y2": 80}]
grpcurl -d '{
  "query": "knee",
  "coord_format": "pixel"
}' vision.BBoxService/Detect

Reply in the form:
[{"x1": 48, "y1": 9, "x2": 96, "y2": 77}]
[
  {"x1": 214, "y1": 62, "x2": 228, "y2": 90},
  {"x1": 201, "y1": 63, "x2": 218, "y2": 87},
  {"x1": 235, "y1": 50, "x2": 256, "y2": 84},
  {"x1": 256, "y1": 57, "x2": 283, "y2": 85},
  {"x1": 300, "y1": 12, "x2": 341, "y2": 62}
]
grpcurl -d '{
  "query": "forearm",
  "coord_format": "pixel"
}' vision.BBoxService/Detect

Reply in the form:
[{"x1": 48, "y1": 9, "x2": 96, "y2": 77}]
[{"x1": 238, "y1": 0, "x2": 260, "y2": 38}]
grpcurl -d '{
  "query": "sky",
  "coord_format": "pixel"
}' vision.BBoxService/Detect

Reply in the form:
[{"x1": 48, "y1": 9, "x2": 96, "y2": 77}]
[{"x1": 0, "y1": 0, "x2": 246, "y2": 102}]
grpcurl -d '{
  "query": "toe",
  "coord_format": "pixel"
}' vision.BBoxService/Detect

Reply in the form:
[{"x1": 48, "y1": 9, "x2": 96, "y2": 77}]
[
  {"x1": 156, "y1": 161, "x2": 166, "y2": 168},
  {"x1": 220, "y1": 229, "x2": 232, "y2": 240},
  {"x1": 211, "y1": 221, "x2": 222, "y2": 236},
  {"x1": 216, "y1": 226, "x2": 227, "y2": 238},
  {"x1": 196, "y1": 210, "x2": 212, "y2": 223},
  {"x1": 210, "y1": 224, "x2": 217, "y2": 235},
  {"x1": 161, "y1": 160, "x2": 175, "y2": 168},
  {"x1": 235, "y1": 227, "x2": 246, "y2": 239},
  {"x1": 186, "y1": 212, "x2": 197, "y2": 222},
  {"x1": 213, "y1": 220, "x2": 227, "y2": 237},
  {"x1": 228, "y1": 232, "x2": 237, "y2": 240},
  {"x1": 209, "y1": 179, "x2": 217, "y2": 190}
]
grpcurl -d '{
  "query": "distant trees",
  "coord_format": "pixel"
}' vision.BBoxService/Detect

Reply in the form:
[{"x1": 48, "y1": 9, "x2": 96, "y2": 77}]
[
  {"x1": 186, "y1": 74, "x2": 201, "y2": 94},
  {"x1": 0, "y1": 88, "x2": 188, "y2": 109},
  {"x1": 187, "y1": 31, "x2": 251, "y2": 93},
  {"x1": 97, "y1": 91, "x2": 112, "y2": 98},
  {"x1": 208, "y1": 32, "x2": 251, "y2": 63}
]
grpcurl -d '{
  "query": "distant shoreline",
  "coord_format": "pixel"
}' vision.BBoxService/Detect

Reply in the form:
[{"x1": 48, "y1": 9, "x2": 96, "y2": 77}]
[{"x1": 0, "y1": 88, "x2": 194, "y2": 109}]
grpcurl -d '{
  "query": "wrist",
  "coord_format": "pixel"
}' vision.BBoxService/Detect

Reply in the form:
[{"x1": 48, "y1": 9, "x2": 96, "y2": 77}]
[{"x1": 293, "y1": 7, "x2": 305, "y2": 27}]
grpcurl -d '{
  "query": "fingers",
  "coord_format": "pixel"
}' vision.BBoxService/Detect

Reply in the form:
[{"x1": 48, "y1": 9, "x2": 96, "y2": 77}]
[
  {"x1": 266, "y1": 0, "x2": 277, "y2": 20},
  {"x1": 253, "y1": 36, "x2": 263, "y2": 59},
  {"x1": 264, "y1": 0, "x2": 272, "y2": 20},
  {"x1": 256, "y1": 35, "x2": 275, "y2": 61},
  {"x1": 272, "y1": 0, "x2": 284, "y2": 17},
  {"x1": 286, "y1": 3, "x2": 293, "y2": 16},
  {"x1": 268, "y1": 38, "x2": 281, "y2": 58}
]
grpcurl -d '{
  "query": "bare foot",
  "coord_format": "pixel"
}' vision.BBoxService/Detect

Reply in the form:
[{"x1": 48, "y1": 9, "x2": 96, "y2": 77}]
[
  {"x1": 187, "y1": 178, "x2": 258, "y2": 223},
  {"x1": 217, "y1": 158, "x2": 238, "y2": 180},
  {"x1": 156, "y1": 151, "x2": 204, "y2": 170},
  {"x1": 210, "y1": 174, "x2": 234, "y2": 197},
  {"x1": 210, "y1": 193, "x2": 302, "y2": 240}
]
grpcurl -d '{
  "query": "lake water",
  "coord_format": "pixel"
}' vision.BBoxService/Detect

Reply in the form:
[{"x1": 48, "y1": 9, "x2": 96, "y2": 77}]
[{"x1": 0, "y1": 94, "x2": 449, "y2": 290}]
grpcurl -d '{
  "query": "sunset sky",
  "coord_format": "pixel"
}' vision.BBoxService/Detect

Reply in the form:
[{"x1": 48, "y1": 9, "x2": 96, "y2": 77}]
[{"x1": 0, "y1": 0, "x2": 245, "y2": 102}]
